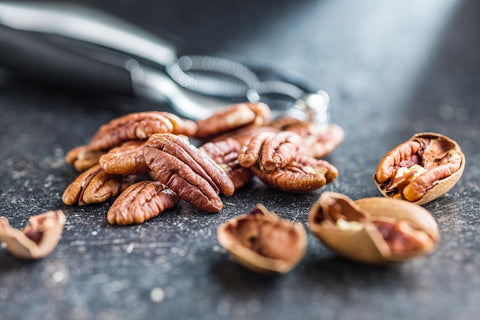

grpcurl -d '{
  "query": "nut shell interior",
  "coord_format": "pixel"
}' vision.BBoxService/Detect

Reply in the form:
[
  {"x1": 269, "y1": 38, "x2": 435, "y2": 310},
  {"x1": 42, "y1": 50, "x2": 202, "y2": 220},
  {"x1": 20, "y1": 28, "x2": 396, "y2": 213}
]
[
  {"x1": 374, "y1": 132, "x2": 465, "y2": 205},
  {"x1": 308, "y1": 192, "x2": 439, "y2": 264},
  {"x1": 0, "y1": 211, "x2": 66, "y2": 259},
  {"x1": 217, "y1": 204, "x2": 307, "y2": 273}
]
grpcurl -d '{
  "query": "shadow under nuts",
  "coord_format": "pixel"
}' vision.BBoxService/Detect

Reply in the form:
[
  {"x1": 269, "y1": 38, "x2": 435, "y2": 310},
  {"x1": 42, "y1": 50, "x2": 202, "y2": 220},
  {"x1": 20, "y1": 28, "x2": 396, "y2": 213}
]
[
  {"x1": 217, "y1": 204, "x2": 307, "y2": 274},
  {"x1": 308, "y1": 192, "x2": 439, "y2": 264},
  {"x1": 0, "y1": 211, "x2": 66, "y2": 259},
  {"x1": 374, "y1": 132, "x2": 464, "y2": 205}
]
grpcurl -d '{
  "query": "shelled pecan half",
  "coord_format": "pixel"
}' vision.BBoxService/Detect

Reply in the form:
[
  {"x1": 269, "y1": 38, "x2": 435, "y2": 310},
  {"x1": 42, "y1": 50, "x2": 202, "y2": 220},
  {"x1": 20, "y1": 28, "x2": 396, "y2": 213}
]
[
  {"x1": 89, "y1": 112, "x2": 197, "y2": 151},
  {"x1": 200, "y1": 139, "x2": 253, "y2": 190},
  {"x1": 195, "y1": 103, "x2": 270, "y2": 139},
  {"x1": 99, "y1": 140, "x2": 149, "y2": 175},
  {"x1": 238, "y1": 131, "x2": 302, "y2": 170},
  {"x1": 65, "y1": 145, "x2": 105, "y2": 172},
  {"x1": 252, "y1": 155, "x2": 338, "y2": 193},
  {"x1": 143, "y1": 133, "x2": 234, "y2": 212},
  {"x1": 217, "y1": 204, "x2": 307, "y2": 274},
  {"x1": 268, "y1": 118, "x2": 344, "y2": 158},
  {"x1": 107, "y1": 181, "x2": 179, "y2": 225},
  {"x1": 0, "y1": 210, "x2": 66, "y2": 259},
  {"x1": 308, "y1": 192, "x2": 439, "y2": 264},
  {"x1": 62, "y1": 164, "x2": 134, "y2": 206},
  {"x1": 374, "y1": 132, "x2": 464, "y2": 204}
]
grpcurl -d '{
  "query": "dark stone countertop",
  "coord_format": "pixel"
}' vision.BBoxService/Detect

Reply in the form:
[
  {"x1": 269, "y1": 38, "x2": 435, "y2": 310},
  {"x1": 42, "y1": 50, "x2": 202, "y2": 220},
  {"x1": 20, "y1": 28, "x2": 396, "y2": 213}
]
[{"x1": 1, "y1": 1, "x2": 479, "y2": 319}]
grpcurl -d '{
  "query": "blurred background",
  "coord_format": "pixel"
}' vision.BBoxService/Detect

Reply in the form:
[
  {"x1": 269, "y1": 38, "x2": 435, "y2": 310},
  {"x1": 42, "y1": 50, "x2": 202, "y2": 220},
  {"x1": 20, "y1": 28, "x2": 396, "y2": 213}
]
[{"x1": 1, "y1": 1, "x2": 479, "y2": 320}]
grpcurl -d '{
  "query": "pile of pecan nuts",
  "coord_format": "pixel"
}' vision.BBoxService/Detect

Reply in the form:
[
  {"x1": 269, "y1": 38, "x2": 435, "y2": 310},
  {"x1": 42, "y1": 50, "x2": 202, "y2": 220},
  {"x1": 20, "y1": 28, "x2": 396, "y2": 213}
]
[
  {"x1": 0, "y1": 103, "x2": 465, "y2": 267},
  {"x1": 62, "y1": 103, "x2": 344, "y2": 225},
  {"x1": 217, "y1": 132, "x2": 464, "y2": 272}
]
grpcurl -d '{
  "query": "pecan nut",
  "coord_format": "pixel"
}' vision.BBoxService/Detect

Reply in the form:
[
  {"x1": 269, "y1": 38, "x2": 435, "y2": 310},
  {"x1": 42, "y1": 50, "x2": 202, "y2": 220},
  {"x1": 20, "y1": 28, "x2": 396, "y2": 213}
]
[
  {"x1": 238, "y1": 131, "x2": 301, "y2": 170},
  {"x1": 269, "y1": 118, "x2": 344, "y2": 158},
  {"x1": 62, "y1": 164, "x2": 134, "y2": 206},
  {"x1": 217, "y1": 204, "x2": 307, "y2": 274},
  {"x1": 200, "y1": 139, "x2": 253, "y2": 190},
  {"x1": 107, "y1": 181, "x2": 179, "y2": 225},
  {"x1": 195, "y1": 103, "x2": 270, "y2": 138},
  {"x1": 99, "y1": 140, "x2": 149, "y2": 175},
  {"x1": 374, "y1": 132, "x2": 464, "y2": 204},
  {"x1": 0, "y1": 210, "x2": 66, "y2": 259},
  {"x1": 211, "y1": 125, "x2": 279, "y2": 146},
  {"x1": 89, "y1": 112, "x2": 197, "y2": 151},
  {"x1": 308, "y1": 192, "x2": 439, "y2": 264},
  {"x1": 252, "y1": 155, "x2": 338, "y2": 193},
  {"x1": 143, "y1": 133, "x2": 234, "y2": 212},
  {"x1": 65, "y1": 145, "x2": 105, "y2": 172}
]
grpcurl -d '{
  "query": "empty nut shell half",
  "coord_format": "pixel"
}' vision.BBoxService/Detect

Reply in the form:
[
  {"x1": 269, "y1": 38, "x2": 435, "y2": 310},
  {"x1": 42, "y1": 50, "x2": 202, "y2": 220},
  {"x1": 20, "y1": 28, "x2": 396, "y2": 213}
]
[
  {"x1": 308, "y1": 192, "x2": 439, "y2": 264},
  {"x1": 0, "y1": 211, "x2": 66, "y2": 259},
  {"x1": 374, "y1": 132, "x2": 465, "y2": 205},
  {"x1": 217, "y1": 204, "x2": 307, "y2": 274}
]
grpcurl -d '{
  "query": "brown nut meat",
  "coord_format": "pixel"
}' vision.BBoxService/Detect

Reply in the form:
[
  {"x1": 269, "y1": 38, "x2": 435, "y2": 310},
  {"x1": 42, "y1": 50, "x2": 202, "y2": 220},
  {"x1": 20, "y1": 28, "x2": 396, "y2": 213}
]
[
  {"x1": 374, "y1": 132, "x2": 464, "y2": 204},
  {"x1": 65, "y1": 145, "x2": 105, "y2": 172},
  {"x1": 143, "y1": 133, "x2": 234, "y2": 212},
  {"x1": 62, "y1": 164, "x2": 134, "y2": 206},
  {"x1": 199, "y1": 139, "x2": 253, "y2": 190},
  {"x1": 99, "y1": 140, "x2": 149, "y2": 175},
  {"x1": 308, "y1": 192, "x2": 439, "y2": 264},
  {"x1": 217, "y1": 204, "x2": 307, "y2": 274},
  {"x1": 252, "y1": 155, "x2": 338, "y2": 193},
  {"x1": 195, "y1": 103, "x2": 271, "y2": 138},
  {"x1": 108, "y1": 181, "x2": 179, "y2": 225},
  {"x1": 211, "y1": 125, "x2": 279, "y2": 146},
  {"x1": 269, "y1": 118, "x2": 344, "y2": 159},
  {"x1": 0, "y1": 211, "x2": 66, "y2": 259},
  {"x1": 238, "y1": 131, "x2": 302, "y2": 171},
  {"x1": 89, "y1": 112, "x2": 197, "y2": 151}
]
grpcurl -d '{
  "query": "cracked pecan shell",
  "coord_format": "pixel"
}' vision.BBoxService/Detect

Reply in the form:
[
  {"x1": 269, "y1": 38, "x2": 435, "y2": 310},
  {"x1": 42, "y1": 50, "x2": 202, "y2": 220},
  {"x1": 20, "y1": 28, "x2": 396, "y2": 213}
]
[
  {"x1": 195, "y1": 103, "x2": 270, "y2": 138},
  {"x1": 143, "y1": 134, "x2": 234, "y2": 212},
  {"x1": 89, "y1": 112, "x2": 197, "y2": 151},
  {"x1": 217, "y1": 204, "x2": 307, "y2": 273},
  {"x1": 0, "y1": 210, "x2": 66, "y2": 259},
  {"x1": 65, "y1": 145, "x2": 105, "y2": 172},
  {"x1": 374, "y1": 132, "x2": 464, "y2": 204},
  {"x1": 252, "y1": 155, "x2": 338, "y2": 193},
  {"x1": 238, "y1": 131, "x2": 302, "y2": 170},
  {"x1": 62, "y1": 164, "x2": 134, "y2": 206},
  {"x1": 200, "y1": 139, "x2": 253, "y2": 190},
  {"x1": 99, "y1": 140, "x2": 149, "y2": 175},
  {"x1": 108, "y1": 181, "x2": 179, "y2": 225},
  {"x1": 308, "y1": 192, "x2": 439, "y2": 264}
]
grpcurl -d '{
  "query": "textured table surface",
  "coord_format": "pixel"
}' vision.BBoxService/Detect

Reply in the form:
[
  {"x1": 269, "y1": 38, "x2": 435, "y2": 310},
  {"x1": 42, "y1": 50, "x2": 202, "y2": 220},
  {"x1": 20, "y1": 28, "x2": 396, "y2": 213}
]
[{"x1": 1, "y1": 1, "x2": 479, "y2": 319}]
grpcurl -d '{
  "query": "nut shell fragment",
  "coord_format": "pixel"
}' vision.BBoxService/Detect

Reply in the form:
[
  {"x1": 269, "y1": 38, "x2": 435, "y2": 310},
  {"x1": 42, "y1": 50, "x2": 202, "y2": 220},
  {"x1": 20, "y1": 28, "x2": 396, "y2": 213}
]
[
  {"x1": 374, "y1": 132, "x2": 465, "y2": 204},
  {"x1": 218, "y1": 204, "x2": 307, "y2": 273},
  {"x1": 0, "y1": 211, "x2": 66, "y2": 259},
  {"x1": 308, "y1": 192, "x2": 439, "y2": 264},
  {"x1": 108, "y1": 181, "x2": 179, "y2": 225}
]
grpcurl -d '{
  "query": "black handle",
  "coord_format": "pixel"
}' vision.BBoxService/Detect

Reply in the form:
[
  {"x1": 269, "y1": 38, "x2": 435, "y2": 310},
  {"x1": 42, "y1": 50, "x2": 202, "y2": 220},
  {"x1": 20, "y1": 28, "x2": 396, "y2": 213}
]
[{"x1": 0, "y1": 26, "x2": 134, "y2": 95}]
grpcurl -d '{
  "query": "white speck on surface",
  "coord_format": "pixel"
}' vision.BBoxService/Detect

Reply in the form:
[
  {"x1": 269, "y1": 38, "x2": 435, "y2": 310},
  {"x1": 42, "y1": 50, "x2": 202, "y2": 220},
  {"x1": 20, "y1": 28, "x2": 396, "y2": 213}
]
[
  {"x1": 1, "y1": 243, "x2": 6, "y2": 249},
  {"x1": 91, "y1": 231, "x2": 98, "y2": 236},
  {"x1": 150, "y1": 287, "x2": 165, "y2": 303},
  {"x1": 52, "y1": 271, "x2": 66, "y2": 283},
  {"x1": 126, "y1": 243, "x2": 134, "y2": 253}
]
